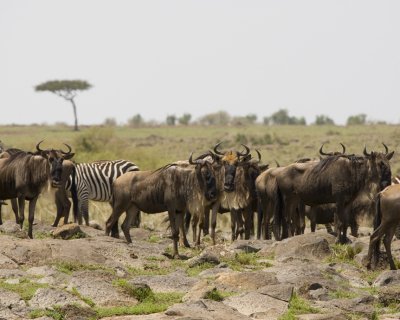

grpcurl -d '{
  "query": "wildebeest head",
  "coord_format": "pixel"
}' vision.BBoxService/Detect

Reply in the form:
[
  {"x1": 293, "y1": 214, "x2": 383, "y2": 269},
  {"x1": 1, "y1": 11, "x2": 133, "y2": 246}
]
[
  {"x1": 189, "y1": 152, "x2": 217, "y2": 201},
  {"x1": 363, "y1": 143, "x2": 394, "y2": 190},
  {"x1": 35, "y1": 141, "x2": 75, "y2": 188},
  {"x1": 213, "y1": 142, "x2": 250, "y2": 192}
]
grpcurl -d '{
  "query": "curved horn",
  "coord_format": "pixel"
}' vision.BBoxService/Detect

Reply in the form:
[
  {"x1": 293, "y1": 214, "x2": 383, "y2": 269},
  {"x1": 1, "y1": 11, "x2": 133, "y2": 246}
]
[
  {"x1": 255, "y1": 149, "x2": 261, "y2": 163},
  {"x1": 382, "y1": 143, "x2": 389, "y2": 155},
  {"x1": 189, "y1": 152, "x2": 195, "y2": 165},
  {"x1": 340, "y1": 143, "x2": 346, "y2": 154},
  {"x1": 275, "y1": 160, "x2": 280, "y2": 167},
  {"x1": 363, "y1": 145, "x2": 371, "y2": 157},
  {"x1": 319, "y1": 143, "x2": 330, "y2": 156},
  {"x1": 61, "y1": 143, "x2": 72, "y2": 154},
  {"x1": 213, "y1": 142, "x2": 225, "y2": 156},
  {"x1": 36, "y1": 140, "x2": 45, "y2": 152},
  {"x1": 238, "y1": 144, "x2": 250, "y2": 157}
]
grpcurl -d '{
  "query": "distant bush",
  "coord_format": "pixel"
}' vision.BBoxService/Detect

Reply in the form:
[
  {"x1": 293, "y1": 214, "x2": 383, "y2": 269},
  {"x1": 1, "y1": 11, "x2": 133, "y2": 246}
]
[
  {"x1": 103, "y1": 117, "x2": 117, "y2": 127},
  {"x1": 264, "y1": 109, "x2": 306, "y2": 125},
  {"x1": 166, "y1": 115, "x2": 176, "y2": 126},
  {"x1": 199, "y1": 111, "x2": 231, "y2": 126},
  {"x1": 347, "y1": 114, "x2": 367, "y2": 125},
  {"x1": 75, "y1": 127, "x2": 116, "y2": 153},
  {"x1": 127, "y1": 114, "x2": 144, "y2": 127},
  {"x1": 178, "y1": 113, "x2": 192, "y2": 125},
  {"x1": 315, "y1": 115, "x2": 335, "y2": 125}
]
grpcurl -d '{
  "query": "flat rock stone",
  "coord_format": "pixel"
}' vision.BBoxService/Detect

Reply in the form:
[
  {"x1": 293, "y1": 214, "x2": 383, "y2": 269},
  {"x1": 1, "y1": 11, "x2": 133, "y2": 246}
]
[
  {"x1": 29, "y1": 288, "x2": 88, "y2": 308},
  {"x1": 132, "y1": 269, "x2": 197, "y2": 293},
  {"x1": 215, "y1": 271, "x2": 278, "y2": 292},
  {"x1": 0, "y1": 252, "x2": 19, "y2": 268},
  {"x1": 373, "y1": 270, "x2": 400, "y2": 287},
  {"x1": 223, "y1": 291, "x2": 288, "y2": 319},
  {"x1": 228, "y1": 239, "x2": 272, "y2": 253},
  {"x1": 67, "y1": 270, "x2": 138, "y2": 307},
  {"x1": 257, "y1": 284, "x2": 294, "y2": 302},
  {"x1": 182, "y1": 280, "x2": 216, "y2": 302},
  {"x1": 0, "y1": 289, "x2": 26, "y2": 309},
  {"x1": 52, "y1": 223, "x2": 86, "y2": 240}
]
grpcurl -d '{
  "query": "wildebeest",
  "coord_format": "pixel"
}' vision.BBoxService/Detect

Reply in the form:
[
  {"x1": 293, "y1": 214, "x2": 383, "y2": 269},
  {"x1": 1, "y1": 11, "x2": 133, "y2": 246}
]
[
  {"x1": 206, "y1": 143, "x2": 254, "y2": 244},
  {"x1": 105, "y1": 153, "x2": 217, "y2": 258},
  {"x1": 274, "y1": 145, "x2": 393, "y2": 243},
  {"x1": 0, "y1": 141, "x2": 74, "y2": 238},
  {"x1": 52, "y1": 159, "x2": 139, "y2": 227},
  {"x1": 366, "y1": 184, "x2": 400, "y2": 270}
]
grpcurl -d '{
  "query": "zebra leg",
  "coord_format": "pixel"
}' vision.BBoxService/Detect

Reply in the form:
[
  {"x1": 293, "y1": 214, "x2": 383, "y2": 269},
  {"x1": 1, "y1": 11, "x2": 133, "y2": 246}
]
[{"x1": 79, "y1": 195, "x2": 89, "y2": 226}]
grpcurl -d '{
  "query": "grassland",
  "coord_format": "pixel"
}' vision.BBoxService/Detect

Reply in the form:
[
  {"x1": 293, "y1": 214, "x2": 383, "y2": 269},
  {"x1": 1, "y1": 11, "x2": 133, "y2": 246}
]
[{"x1": 1, "y1": 123, "x2": 399, "y2": 227}]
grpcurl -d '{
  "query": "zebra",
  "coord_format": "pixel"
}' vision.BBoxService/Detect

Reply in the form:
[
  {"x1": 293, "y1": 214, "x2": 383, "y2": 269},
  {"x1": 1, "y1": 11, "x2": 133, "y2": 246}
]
[{"x1": 53, "y1": 159, "x2": 139, "y2": 227}]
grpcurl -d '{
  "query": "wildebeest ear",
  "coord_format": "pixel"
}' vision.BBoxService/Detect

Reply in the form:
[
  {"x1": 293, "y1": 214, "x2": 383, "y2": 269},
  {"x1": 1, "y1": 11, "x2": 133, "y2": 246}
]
[
  {"x1": 386, "y1": 151, "x2": 394, "y2": 160},
  {"x1": 259, "y1": 164, "x2": 269, "y2": 171},
  {"x1": 63, "y1": 153, "x2": 75, "y2": 160}
]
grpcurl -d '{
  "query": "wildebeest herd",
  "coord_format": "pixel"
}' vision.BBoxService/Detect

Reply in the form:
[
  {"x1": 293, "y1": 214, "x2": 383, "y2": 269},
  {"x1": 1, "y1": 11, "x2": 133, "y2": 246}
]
[{"x1": 0, "y1": 140, "x2": 399, "y2": 270}]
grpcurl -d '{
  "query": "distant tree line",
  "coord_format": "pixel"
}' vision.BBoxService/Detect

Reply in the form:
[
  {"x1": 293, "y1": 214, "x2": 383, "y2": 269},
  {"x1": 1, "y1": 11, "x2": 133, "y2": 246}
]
[{"x1": 100, "y1": 110, "x2": 381, "y2": 128}]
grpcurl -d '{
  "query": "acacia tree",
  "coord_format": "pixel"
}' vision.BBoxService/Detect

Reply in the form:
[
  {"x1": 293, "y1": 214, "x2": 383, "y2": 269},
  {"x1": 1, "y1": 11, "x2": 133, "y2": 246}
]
[{"x1": 35, "y1": 80, "x2": 92, "y2": 131}]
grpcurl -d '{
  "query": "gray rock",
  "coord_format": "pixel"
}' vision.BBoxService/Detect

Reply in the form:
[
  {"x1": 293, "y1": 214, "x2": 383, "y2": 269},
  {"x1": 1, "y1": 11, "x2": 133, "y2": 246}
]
[
  {"x1": 132, "y1": 269, "x2": 197, "y2": 293},
  {"x1": 373, "y1": 270, "x2": 400, "y2": 287},
  {"x1": 52, "y1": 223, "x2": 86, "y2": 240},
  {"x1": 26, "y1": 265, "x2": 56, "y2": 277},
  {"x1": 187, "y1": 252, "x2": 220, "y2": 267},
  {"x1": 182, "y1": 280, "x2": 216, "y2": 302},
  {"x1": 165, "y1": 299, "x2": 252, "y2": 320},
  {"x1": 0, "y1": 252, "x2": 19, "y2": 269},
  {"x1": 257, "y1": 284, "x2": 294, "y2": 302},
  {"x1": 377, "y1": 285, "x2": 400, "y2": 305},
  {"x1": 0, "y1": 289, "x2": 26, "y2": 309},
  {"x1": 223, "y1": 291, "x2": 288, "y2": 319},
  {"x1": 229, "y1": 239, "x2": 271, "y2": 253},
  {"x1": 67, "y1": 270, "x2": 138, "y2": 307},
  {"x1": 215, "y1": 271, "x2": 278, "y2": 292},
  {"x1": 0, "y1": 268, "x2": 26, "y2": 279},
  {"x1": 0, "y1": 221, "x2": 22, "y2": 234},
  {"x1": 297, "y1": 313, "x2": 348, "y2": 320},
  {"x1": 29, "y1": 288, "x2": 88, "y2": 308}
]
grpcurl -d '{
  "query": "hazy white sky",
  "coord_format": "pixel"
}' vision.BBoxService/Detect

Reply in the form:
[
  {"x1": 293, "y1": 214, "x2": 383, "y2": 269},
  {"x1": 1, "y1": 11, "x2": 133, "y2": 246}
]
[{"x1": 1, "y1": 0, "x2": 399, "y2": 125}]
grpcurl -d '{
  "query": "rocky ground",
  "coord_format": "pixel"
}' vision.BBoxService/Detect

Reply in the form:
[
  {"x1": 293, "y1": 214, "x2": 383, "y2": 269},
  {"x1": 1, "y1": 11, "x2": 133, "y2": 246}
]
[{"x1": 0, "y1": 220, "x2": 400, "y2": 320}]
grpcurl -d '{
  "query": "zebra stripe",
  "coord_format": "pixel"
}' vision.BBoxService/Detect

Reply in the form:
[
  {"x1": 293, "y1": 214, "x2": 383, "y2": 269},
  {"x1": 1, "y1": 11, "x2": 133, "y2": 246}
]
[{"x1": 65, "y1": 160, "x2": 139, "y2": 224}]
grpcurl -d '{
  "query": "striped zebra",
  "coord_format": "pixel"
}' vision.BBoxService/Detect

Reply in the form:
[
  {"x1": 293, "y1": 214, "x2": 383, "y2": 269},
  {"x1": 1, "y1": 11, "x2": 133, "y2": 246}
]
[{"x1": 53, "y1": 159, "x2": 139, "y2": 227}]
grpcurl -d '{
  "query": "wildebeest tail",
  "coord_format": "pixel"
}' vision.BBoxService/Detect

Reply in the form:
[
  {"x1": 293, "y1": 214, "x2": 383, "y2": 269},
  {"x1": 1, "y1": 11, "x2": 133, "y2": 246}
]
[
  {"x1": 373, "y1": 192, "x2": 382, "y2": 257},
  {"x1": 71, "y1": 166, "x2": 79, "y2": 222}
]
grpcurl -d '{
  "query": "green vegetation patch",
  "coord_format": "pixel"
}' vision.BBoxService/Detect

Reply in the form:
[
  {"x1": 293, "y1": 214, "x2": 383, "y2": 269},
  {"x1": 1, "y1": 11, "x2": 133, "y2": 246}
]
[
  {"x1": 279, "y1": 293, "x2": 320, "y2": 320},
  {"x1": 95, "y1": 292, "x2": 183, "y2": 318},
  {"x1": 54, "y1": 261, "x2": 115, "y2": 275},
  {"x1": 328, "y1": 289, "x2": 358, "y2": 299},
  {"x1": 0, "y1": 278, "x2": 48, "y2": 301},
  {"x1": 70, "y1": 287, "x2": 95, "y2": 307},
  {"x1": 113, "y1": 279, "x2": 154, "y2": 302},
  {"x1": 222, "y1": 252, "x2": 273, "y2": 271},
  {"x1": 326, "y1": 244, "x2": 361, "y2": 265},
  {"x1": 186, "y1": 262, "x2": 215, "y2": 277}
]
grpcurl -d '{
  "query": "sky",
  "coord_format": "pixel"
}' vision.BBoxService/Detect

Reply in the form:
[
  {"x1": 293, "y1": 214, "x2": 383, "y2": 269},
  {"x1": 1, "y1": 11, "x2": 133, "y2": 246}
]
[{"x1": 0, "y1": 0, "x2": 399, "y2": 126}]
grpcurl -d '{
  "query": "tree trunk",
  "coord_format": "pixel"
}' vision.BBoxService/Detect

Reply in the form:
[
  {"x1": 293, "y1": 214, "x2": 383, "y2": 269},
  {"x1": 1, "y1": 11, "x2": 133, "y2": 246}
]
[{"x1": 70, "y1": 98, "x2": 79, "y2": 131}]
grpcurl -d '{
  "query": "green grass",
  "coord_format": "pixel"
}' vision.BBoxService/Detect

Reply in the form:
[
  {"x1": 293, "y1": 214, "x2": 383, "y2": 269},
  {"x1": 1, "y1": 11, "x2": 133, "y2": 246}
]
[
  {"x1": 70, "y1": 287, "x2": 96, "y2": 307},
  {"x1": 278, "y1": 293, "x2": 320, "y2": 320},
  {"x1": 328, "y1": 289, "x2": 358, "y2": 299},
  {"x1": 326, "y1": 244, "x2": 362, "y2": 265},
  {"x1": 186, "y1": 262, "x2": 215, "y2": 277},
  {"x1": 0, "y1": 278, "x2": 48, "y2": 301},
  {"x1": 147, "y1": 234, "x2": 161, "y2": 243},
  {"x1": 29, "y1": 306, "x2": 65, "y2": 320},
  {"x1": 54, "y1": 261, "x2": 115, "y2": 275},
  {"x1": 222, "y1": 252, "x2": 273, "y2": 271},
  {"x1": 203, "y1": 288, "x2": 235, "y2": 302},
  {"x1": 113, "y1": 279, "x2": 154, "y2": 302},
  {"x1": 94, "y1": 292, "x2": 183, "y2": 318}
]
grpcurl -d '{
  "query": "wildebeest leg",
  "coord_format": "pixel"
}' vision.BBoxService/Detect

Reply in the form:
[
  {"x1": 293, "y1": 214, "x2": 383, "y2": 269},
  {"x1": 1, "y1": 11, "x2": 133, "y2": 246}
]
[
  {"x1": 18, "y1": 196, "x2": 25, "y2": 229},
  {"x1": 335, "y1": 202, "x2": 348, "y2": 244},
  {"x1": 177, "y1": 212, "x2": 190, "y2": 248},
  {"x1": 366, "y1": 225, "x2": 384, "y2": 269},
  {"x1": 211, "y1": 204, "x2": 218, "y2": 245},
  {"x1": 185, "y1": 210, "x2": 192, "y2": 234},
  {"x1": 383, "y1": 226, "x2": 397, "y2": 270},
  {"x1": 296, "y1": 202, "x2": 306, "y2": 235},
  {"x1": 168, "y1": 209, "x2": 179, "y2": 259},
  {"x1": 0, "y1": 204, "x2": 2, "y2": 225},
  {"x1": 192, "y1": 211, "x2": 199, "y2": 244},
  {"x1": 11, "y1": 198, "x2": 18, "y2": 224},
  {"x1": 105, "y1": 199, "x2": 127, "y2": 238},
  {"x1": 121, "y1": 205, "x2": 139, "y2": 243},
  {"x1": 27, "y1": 197, "x2": 38, "y2": 239},
  {"x1": 203, "y1": 208, "x2": 210, "y2": 236},
  {"x1": 230, "y1": 209, "x2": 237, "y2": 241},
  {"x1": 243, "y1": 208, "x2": 252, "y2": 240},
  {"x1": 196, "y1": 209, "x2": 205, "y2": 246},
  {"x1": 256, "y1": 199, "x2": 263, "y2": 240}
]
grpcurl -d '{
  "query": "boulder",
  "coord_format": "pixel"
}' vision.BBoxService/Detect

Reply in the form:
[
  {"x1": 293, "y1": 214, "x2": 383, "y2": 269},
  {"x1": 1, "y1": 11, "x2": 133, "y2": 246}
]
[
  {"x1": 373, "y1": 270, "x2": 400, "y2": 287},
  {"x1": 29, "y1": 288, "x2": 89, "y2": 308},
  {"x1": 182, "y1": 280, "x2": 217, "y2": 302},
  {"x1": 215, "y1": 271, "x2": 278, "y2": 292},
  {"x1": 52, "y1": 223, "x2": 86, "y2": 240}
]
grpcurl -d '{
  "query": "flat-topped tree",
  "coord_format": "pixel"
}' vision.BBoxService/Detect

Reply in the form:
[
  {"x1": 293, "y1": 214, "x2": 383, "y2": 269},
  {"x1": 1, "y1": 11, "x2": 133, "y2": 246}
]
[{"x1": 35, "y1": 80, "x2": 92, "y2": 131}]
